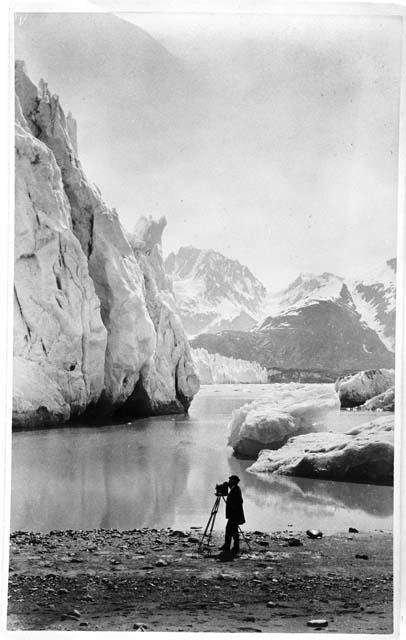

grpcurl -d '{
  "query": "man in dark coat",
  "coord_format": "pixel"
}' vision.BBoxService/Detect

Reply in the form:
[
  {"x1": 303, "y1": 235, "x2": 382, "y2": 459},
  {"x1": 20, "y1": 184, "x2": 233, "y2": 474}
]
[{"x1": 220, "y1": 475, "x2": 245, "y2": 556}]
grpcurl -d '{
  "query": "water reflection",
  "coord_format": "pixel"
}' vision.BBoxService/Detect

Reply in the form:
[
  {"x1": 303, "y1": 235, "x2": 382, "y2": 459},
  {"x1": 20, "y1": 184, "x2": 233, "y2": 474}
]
[
  {"x1": 11, "y1": 385, "x2": 393, "y2": 533},
  {"x1": 228, "y1": 458, "x2": 393, "y2": 517}
]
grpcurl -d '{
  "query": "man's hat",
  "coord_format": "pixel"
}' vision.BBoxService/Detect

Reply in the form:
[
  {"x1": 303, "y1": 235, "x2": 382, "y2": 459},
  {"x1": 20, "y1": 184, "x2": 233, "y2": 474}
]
[{"x1": 229, "y1": 475, "x2": 240, "y2": 483}]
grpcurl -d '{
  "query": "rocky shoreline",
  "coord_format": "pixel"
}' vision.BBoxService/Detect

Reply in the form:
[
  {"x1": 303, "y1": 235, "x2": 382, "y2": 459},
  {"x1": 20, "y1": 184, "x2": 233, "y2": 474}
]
[{"x1": 8, "y1": 526, "x2": 393, "y2": 633}]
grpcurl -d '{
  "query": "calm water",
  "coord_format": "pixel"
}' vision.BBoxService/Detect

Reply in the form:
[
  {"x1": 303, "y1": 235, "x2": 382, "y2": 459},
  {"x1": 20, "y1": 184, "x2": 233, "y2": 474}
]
[{"x1": 11, "y1": 384, "x2": 393, "y2": 534}]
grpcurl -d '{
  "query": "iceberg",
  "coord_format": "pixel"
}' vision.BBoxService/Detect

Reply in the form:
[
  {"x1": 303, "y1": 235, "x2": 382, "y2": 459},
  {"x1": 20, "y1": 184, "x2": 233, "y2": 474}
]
[
  {"x1": 335, "y1": 368, "x2": 395, "y2": 408},
  {"x1": 363, "y1": 387, "x2": 395, "y2": 411},
  {"x1": 228, "y1": 384, "x2": 340, "y2": 458},
  {"x1": 248, "y1": 415, "x2": 394, "y2": 485}
]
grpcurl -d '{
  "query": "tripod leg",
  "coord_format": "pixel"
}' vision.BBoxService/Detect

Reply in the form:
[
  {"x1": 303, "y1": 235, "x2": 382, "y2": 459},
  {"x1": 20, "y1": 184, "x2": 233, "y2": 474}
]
[
  {"x1": 206, "y1": 501, "x2": 219, "y2": 546},
  {"x1": 198, "y1": 511, "x2": 215, "y2": 551},
  {"x1": 198, "y1": 497, "x2": 220, "y2": 551}
]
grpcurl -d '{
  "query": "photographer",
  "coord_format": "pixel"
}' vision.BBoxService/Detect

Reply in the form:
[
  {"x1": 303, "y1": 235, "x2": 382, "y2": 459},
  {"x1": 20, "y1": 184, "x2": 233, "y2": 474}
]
[{"x1": 219, "y1": 475, "x2": 245, "y2": 557}]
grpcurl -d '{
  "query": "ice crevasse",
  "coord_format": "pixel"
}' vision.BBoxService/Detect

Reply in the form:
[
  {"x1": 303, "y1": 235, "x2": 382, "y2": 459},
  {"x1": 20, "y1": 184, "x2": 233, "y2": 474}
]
[{"x1": 13, "y1": 62, "x2": 199, "y2": 428}]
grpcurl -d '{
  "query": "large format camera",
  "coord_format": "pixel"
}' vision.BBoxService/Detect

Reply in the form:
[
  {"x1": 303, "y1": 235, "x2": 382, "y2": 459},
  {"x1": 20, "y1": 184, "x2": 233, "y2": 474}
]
[{"x1": 215, "y1": 481, "x2": 229, "y2": 496}]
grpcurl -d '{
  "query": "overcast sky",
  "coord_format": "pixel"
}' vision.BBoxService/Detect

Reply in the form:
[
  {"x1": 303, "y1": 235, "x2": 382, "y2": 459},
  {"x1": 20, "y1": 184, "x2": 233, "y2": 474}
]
[
  {"x1": 121, "y1": 12, "x2": 402, "y2": 289},
  {"x1": 16, "y1": 10, "x2": 403, "y2": 290}
]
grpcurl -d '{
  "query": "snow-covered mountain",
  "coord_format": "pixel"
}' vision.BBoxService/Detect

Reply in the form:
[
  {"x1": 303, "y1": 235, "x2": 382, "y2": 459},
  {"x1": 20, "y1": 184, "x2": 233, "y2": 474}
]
[
  {"x1": 190, "y1": 262, "x2": 396, "y2": 381},
  {"x1": 165, "y1": 246, "x2": 266, "y2": 337},
  {"x1": 264, "y1": 272, "x2": 349, "y2": 318},
  {"x1": 350, "y1": 259, "x2": 396, "y2": 351},
  {"x1": 166, "y1": 245, "x2": 396, "y2": 363},
  {"x1": 263, "y1": 263, "x2": 396, "y2": 352},
  {"x1": 192, "y1": 300, "x2": 394, "y2": 382}
]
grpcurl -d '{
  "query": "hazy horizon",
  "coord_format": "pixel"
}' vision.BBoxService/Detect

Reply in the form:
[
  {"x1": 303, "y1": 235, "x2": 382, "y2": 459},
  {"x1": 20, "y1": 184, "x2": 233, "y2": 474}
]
[{"x1": 15, "y1": 11, "x2": 402, "y2": 290}]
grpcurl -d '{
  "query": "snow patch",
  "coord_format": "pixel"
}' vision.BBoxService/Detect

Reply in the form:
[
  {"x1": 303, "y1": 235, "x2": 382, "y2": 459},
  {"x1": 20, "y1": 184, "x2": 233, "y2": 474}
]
[{"x1": 349, "y1": 284, "x2": 395, "y2": 351}]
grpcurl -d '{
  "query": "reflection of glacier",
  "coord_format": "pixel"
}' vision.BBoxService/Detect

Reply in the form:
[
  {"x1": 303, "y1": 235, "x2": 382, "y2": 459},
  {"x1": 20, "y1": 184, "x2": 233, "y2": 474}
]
[
  {"x1": 191, "y1": 348, "x2": 268, "y2": 384},
  {"x1": 11, "y1": 418, "x2": 227, "y2": 532},
  {"x1": 227, "y1": 457, "x2": 393, "y2": 518},
  {"x1": 11, "y1": 385, "x2": 393, "y2": 534}
]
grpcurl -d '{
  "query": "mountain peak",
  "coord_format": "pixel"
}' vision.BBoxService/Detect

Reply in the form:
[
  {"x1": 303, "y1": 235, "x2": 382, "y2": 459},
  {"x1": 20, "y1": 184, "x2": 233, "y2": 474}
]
[{"x1": 164, "y1": 246, "x2": 266, "y2": 337}]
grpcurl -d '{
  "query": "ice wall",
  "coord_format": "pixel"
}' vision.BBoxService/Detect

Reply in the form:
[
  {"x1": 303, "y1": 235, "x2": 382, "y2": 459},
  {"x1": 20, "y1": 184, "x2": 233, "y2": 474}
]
[
  {"x1": 191, "y1": 348, "x2": 268, "y2": 384},
  {"x1": 13, "y1": 62, "x2": 199, "y2": 427}
]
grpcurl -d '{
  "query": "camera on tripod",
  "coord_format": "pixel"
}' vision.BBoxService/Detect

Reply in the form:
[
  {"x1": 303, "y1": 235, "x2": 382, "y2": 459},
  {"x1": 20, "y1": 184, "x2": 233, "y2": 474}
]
[{"x1": 215, "y1": 481, "x2": 229, "y2": 496}]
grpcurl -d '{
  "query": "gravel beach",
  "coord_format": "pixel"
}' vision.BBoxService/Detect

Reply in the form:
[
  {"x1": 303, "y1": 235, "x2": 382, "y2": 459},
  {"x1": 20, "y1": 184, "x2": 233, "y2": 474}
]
[{"x1": 7, "y1": 527, "x2": 393, "y2": 633}]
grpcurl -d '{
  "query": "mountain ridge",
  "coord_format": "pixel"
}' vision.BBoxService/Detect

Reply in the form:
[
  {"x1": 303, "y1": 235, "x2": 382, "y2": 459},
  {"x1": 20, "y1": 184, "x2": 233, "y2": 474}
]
[
  {"x1": 166, "y1": 244, "x2": 396, "y2": 356},
  {"x1": 165, "y1": 245, "x2": 266, "y2": 336}
]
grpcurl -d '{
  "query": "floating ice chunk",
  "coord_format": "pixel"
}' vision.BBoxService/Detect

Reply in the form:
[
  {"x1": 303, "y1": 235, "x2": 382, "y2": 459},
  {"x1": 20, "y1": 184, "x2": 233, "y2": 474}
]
[
  {"x1": 228, "y1": 386, "x2": 340, "y2": 458},
  {"x1": 248, "y1": 415, "x2": 394, "y2": 485},
  {"x1": 335, "y1": 369, "x2": 395, "y2": 408}
]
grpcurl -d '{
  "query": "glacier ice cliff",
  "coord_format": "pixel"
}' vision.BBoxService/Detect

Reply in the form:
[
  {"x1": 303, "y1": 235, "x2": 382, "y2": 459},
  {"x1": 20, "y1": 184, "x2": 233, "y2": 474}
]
[
  {"x1": 247, "y1": 415, "x2": 394, "y2": 485},
  {"x1": 13, "y1": 62, "x2": 199, "y2": 428},
  {"x1": 191, "y1": 348, "x2": 268, "y2": 384}
]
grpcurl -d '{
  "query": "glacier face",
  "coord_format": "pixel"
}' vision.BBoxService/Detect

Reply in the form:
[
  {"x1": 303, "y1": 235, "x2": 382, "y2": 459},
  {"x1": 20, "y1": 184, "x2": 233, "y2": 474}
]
[
  {"x1": 14, "y1": 83, "x2": 107, "y2": 426},
  {"x1": 191, "y1": 348, "x2": 268, "y2": 384},
  {"x1": 13, "y1": 63, "x2": 199, "y2": 428},
  {"x1": 165, "y1": 246, "x2": 266, "y2": 337}
]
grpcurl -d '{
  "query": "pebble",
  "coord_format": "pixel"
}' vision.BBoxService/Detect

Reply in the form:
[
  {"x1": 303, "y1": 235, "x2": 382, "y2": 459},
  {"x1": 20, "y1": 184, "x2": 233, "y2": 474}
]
[
  {"x1": 133, "y1": 622, "x2": 148, "y2": 630},
  {"x1": 306, "y1": 529, "x2": 323, "y2": 539},
  {"x1": 307, "y1": 619, "x2": 328, "y2": 627},
  {"x1": 287, "y1": 538, "x2": 303, "y2": 547},
  {"x1": 266, "y1": 601, "x2": 277, "y2": 608},
  {"x1": 349, "y1": 527, "x2": 359, "y2": 533},
  {"x1": 155, "y1": 559, "x2": 168, "y2": 567}
]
